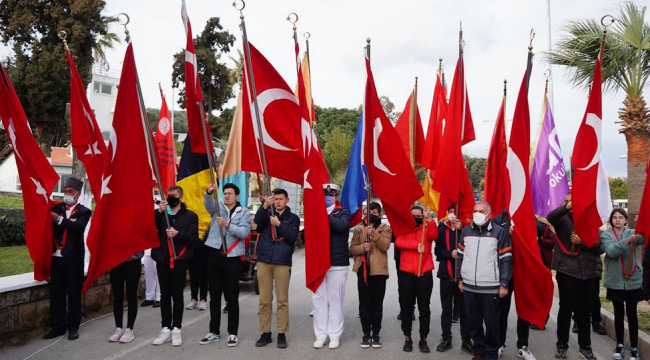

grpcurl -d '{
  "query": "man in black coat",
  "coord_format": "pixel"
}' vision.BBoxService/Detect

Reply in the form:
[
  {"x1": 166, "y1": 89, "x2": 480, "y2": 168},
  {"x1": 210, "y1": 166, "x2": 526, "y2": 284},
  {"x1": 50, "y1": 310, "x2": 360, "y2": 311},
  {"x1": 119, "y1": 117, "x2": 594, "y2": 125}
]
[{"x1": 44, "y1": 177, "x2": 91, "y2": 341}]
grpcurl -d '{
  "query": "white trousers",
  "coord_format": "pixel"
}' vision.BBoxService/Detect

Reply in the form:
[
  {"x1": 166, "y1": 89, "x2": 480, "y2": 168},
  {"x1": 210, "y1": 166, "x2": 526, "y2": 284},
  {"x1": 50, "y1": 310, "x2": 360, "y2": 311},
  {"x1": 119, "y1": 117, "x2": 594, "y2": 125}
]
[
  {"x1": 312, "y1": 266, "x2": 348, "y2": 340},
  {"x1": 143, "y1": 254, "x2": 160, "y2": 301}
]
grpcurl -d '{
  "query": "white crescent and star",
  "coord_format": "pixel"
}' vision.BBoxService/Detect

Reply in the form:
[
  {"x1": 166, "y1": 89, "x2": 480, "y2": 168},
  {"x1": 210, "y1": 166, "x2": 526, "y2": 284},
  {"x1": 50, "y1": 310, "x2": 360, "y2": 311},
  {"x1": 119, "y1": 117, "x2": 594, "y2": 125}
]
[
  {"x1": 576, "y1": 113, "x2": 602, "y2": 171},
  {"x1": 84, "y1": 141, "x2": 103, "y2": 156},
  {"x1": 506, "y1": 146, "x2": 526, "y2": 215},
  {"x1": 31, "y1": 177, "x2": 48, "y2": 203},
  {"x1": 251, "y1": 88, "x2": 299, "y2": 153},
  {"x1": 372, "y1": 117, "x2": 395, "y2": 176}
]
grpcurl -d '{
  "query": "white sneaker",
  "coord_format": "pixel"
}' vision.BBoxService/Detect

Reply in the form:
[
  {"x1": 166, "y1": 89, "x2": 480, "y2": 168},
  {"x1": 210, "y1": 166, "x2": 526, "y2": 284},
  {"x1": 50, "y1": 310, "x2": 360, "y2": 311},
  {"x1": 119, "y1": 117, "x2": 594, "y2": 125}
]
[
  {"x1": 227, "y1": 334, "x2": 239, "y2": 347},
  {"x1": 309, "y1": 310, "x2": 314, "y2": 317},
  {"x1": 499, "y1": 345, "x2": 506, "y2": 358},
  {"x1": 313, "y1": 338, "x2": 327, "y2": 349},
  {"x1": 186, "y1": 299, "x2": 198, "y2": 310},
  {"x1": 198, "y1": 300, "x2": 207, "y2": 310},
  {"x1": 517, "y1": 346, "x2": 537, "y2": 360},
  {"x1": 108, "y1": 327, "x2": 124, "y2": 342},
  {"x1": 199, "y1": 333, "x2": 221, "y2": 345},
  {"x1": 119, "y1": 328, "x2": 134, "y2": 343},
  {"x1": 152, "y1": 327, "x2": 171, "y2": 345},
  {"x1": 171, "y1": 327, "x2": 182, "y2": 346},
  {"x1": 329, "y1": 339, "x2": 340, "y2": 349}
]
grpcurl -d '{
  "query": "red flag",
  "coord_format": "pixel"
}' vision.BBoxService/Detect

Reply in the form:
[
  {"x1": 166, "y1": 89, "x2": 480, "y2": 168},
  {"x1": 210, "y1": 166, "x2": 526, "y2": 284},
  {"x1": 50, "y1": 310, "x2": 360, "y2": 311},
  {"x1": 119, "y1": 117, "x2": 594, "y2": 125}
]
[
  {"x1": 154, "y1": 91, "x2": 177, "y2": 193},
  {"x1": 422, "y1": 74, "x2": 447, "y2": 172},
  {"x1": 83, "y1": 43, "x2": 160, "y2": 292},
  {"x1": 505, "y1": 71, "x2": 553, "y2": 329},
  {"x1": 0, "y1": 65, "x2": 59, "y2": 281},
  {"x1": 66, "y1": 49, "x2": 107, "y2": 202},
  {"x1": 181, "y1": 0, "x2": 211, "y2": 154},
  {"x1": 241, "y1": 42, "x2": 304, "y2": 184},
  {"x1": 484, "y1": 96, "x2": 508, "y2": 216},
  {"x1": 362, "y1": 57, "x2": 422, "y2": 237},
  {"x1": 454, "y1": 59, "x2": 475, "y2": 146},
  {"x1": 394, "y1": 93, "x2": 425, "y2": 166},
  {"x1": 638, "y1": 156, "x2": 650, "y2": 245},
  {"x1": 571, "y1": 58, "x2": 608, "y2": 247}
]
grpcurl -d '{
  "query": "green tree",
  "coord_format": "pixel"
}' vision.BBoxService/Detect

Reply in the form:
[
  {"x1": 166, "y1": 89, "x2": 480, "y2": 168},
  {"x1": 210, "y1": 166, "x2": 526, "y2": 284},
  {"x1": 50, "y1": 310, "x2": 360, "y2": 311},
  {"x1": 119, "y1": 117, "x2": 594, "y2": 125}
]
[
  {"x1": 322, "y1": 127, "x2": 354, "y2": 182},
  {"x1": 313, "y1": 106, "x2": 361, "y2": 149},
  {"x1": 464, "y1": 155, "x2": 487, "y2": 193},
  {"x1": 171, "y1": 17, "x2": 235, "y2": 135},
  {"x1": 380, "y1": 95, "x2": 400, "y2": 123},
  {"x1": 609, "y1": 177, "x2": 629, "y2": 199},
  {"x1": 547, "y1": 1, "x2": 649, "y2": 226}
]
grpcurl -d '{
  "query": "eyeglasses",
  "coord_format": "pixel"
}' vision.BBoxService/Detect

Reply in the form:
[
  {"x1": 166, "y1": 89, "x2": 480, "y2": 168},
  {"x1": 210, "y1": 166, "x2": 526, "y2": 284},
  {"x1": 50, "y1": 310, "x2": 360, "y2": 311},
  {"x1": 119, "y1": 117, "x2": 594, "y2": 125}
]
[{"x1": 612, "y1": 216, "x2": 626, "y2": 220}]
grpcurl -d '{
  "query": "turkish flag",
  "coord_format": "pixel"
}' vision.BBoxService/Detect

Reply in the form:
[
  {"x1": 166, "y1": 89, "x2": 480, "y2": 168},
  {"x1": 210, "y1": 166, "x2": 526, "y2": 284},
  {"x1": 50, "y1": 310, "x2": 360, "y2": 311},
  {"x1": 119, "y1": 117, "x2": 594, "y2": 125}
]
[
  {"x1": 571, "y1": 59, "x2": 608, "y2": 247},
  {"x1": 484, "y1": 96, "x2": 508, "y2": 216},
  {"x1": 66, "y1": 49, "x2": 107, "y2": 203},
  {"x1": 182, "y1": 0, "x2": 211, "y2": 154},
  {"x1": 394, "y1": 93, "x2": 425, "y2": 166},
  {"x1": 83, "y1": 43, "x2": 160, "y2": 292},
  {"x1": 363, "y1": 57, "x2": 422, "y2": 237},
  {"x1": 421, "y1": 74, "x2": 447, "y2": 172},
  {"x1": 241, "y1": 42, "x2": 304, "y2": 184},
  {"x1": 0, "y1": 64, "x2": 59, "y2": 281},
  {"x1": 505, "y1": 71, "x2": 553, "y2": 329},
  {"x1": 638, "y1": 156, "x2": 650, "y2": 245},
  {"x1": 154, "y1": 92, "x2": 177, "y2": 194}
]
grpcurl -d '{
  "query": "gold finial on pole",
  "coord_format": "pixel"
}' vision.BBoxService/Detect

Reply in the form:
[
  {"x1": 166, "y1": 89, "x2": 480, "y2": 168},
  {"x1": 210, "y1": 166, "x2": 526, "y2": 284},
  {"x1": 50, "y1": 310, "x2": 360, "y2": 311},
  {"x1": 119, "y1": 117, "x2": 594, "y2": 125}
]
[
  {"x1": 117, "y1": 13, "x2": 130, "y2": 43},
  {"x1": 286, "y1": 12, "x2": 298, "y2": 31},
  {"x1": 232, "y1": 0, "x2": 245, "y2": 20},
  {"x1": 598, "y1": 15, "x2": 614, "y2": 60},
  {"x1": 544, "y1": 69, "x2": 551, "y2": 95},
  {"x1": 58, "y1": 31, "x2": 69, "y2": 50},
  {"x1": 528, "y1": 28, "x2": 536, "y2": 52},
  {"x1": 503, "y1": 79, "x2": 508, "y2": 97}
]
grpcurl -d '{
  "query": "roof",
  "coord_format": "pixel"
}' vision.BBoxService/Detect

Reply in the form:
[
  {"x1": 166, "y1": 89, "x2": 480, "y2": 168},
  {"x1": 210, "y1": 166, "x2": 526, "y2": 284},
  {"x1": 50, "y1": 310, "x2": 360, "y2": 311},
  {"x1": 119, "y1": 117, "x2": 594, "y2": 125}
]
[{"x1": 51, "y1": 147, "x2": 72, "y2": 166}]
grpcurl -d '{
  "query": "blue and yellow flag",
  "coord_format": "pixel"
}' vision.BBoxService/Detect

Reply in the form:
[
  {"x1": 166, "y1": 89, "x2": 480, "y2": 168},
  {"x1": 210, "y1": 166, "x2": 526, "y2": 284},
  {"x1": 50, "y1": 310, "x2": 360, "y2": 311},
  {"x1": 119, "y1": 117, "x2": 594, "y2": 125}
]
[{"x1": 177, "y1": 135, "x2": 214, "y2": 238}]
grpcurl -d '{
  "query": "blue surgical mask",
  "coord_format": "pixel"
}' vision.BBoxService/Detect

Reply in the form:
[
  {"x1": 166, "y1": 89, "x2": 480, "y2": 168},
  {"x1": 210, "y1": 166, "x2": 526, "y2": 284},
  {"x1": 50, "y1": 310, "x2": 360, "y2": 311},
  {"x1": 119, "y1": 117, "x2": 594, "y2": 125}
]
[{"x1": 325, "y1": 196, "x2": 335, "y2": 207}]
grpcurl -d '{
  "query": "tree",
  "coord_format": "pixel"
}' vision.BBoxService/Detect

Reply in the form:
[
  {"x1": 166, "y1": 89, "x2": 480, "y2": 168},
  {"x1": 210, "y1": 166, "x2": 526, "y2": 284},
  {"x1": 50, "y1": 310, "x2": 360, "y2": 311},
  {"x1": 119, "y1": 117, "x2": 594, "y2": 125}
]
[
  {"x1": 322, "y1": 127, "x2": 354, "y2": 183},
  {"x1": 171, "y1": 17, "x2": 235, "y2": 135},
  {"x1": 380, "y1": 95, "x2": 400, "y2": 123},
  {"x1": 464, "y1": 155, "x2": 487, "y2": 194},
  {"x1": 608, "y1": 177, "x2": 629, "y2": 199},
  {"x1": 313, "y1": 106, "x2": 361, "y2": 148},
  {"x1": 547, "y1": 1, "x2": 650, "y2": 226}
]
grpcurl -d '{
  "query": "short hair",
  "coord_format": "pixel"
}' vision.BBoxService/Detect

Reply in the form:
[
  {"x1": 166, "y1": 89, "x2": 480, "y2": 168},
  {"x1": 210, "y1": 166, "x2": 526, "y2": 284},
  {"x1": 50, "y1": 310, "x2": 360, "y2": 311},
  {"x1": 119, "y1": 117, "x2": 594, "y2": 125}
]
[
  {"x1": 369, "y1": 202, "x2": 382, "y2": 214},
  {"x1": 223, "y1": 183, "x2": 240, "y2": 195},
  {"x1": 272, "y1": 188, "x2": 288, "y2": 198},
  {"x1": 167, "y1": 185, "x2": 183, "y2": 197},
  {"x1": 410, "y1": 205, "x2": 424, "y2": 215},
  {"x1": 609, "y1": 208, "x2": 629, "y2": 228},
  {"x1": 474, "y1": 201, "x2": 491, "y2": 213}
]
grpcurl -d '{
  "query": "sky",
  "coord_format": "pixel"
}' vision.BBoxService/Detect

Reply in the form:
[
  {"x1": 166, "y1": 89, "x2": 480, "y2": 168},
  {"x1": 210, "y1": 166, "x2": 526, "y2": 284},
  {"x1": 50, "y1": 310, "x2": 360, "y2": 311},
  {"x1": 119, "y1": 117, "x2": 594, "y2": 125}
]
[{"x1": 4, "y1": 0, "x2": 639, "y2": 178}]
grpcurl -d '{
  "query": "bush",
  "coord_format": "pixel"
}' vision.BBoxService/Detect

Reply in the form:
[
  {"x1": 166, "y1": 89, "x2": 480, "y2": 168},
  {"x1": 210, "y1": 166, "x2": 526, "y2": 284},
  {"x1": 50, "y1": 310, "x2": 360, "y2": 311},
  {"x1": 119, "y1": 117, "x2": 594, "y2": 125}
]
[{"x1": 0, "y1": 211, "x2": 26, "y2": 247}]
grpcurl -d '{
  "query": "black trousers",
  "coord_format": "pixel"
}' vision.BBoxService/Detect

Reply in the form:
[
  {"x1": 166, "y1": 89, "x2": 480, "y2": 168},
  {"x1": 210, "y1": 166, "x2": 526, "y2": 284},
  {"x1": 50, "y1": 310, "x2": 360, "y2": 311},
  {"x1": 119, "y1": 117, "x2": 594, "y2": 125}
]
[
  {"x1": 498, "y1": 279, "x2": 529, "y2": 348},
  {"x1": 440, "y1": 278, "x2": 469, "y2": 341},
  {"x1": 572, "y1": 277, "x2": 602, "y2": 324},
  {"x1": 464, "y1": 290, "x2": 500, "y2": 360},
  {"x1": 190, "y1": 245, "x2": 209, "y2": 301},
  {"x1": 398, "y1": 270, "x2": 433, "y2": 338},
  {"x1": 157, "y1": 260, "x2": 189, "y2": 329},
  {"x1": 556, "y1": 272, "x2": 594, "y2": 349},
  {"x1": 50, "y1": 256, "x2": 84, "y2": 331},
  {"x1": 208, "y1": 250, "x2": 241, "y2": 335},
  {"x1": 613, "y1": 300, "x2": 639, "y2": 347},
  {"x1": 110, "y1": 260, "x2": 142, "y2": 329},
  {"x1": 357, "y1": 268, "x2": 387, "y2": 336}
]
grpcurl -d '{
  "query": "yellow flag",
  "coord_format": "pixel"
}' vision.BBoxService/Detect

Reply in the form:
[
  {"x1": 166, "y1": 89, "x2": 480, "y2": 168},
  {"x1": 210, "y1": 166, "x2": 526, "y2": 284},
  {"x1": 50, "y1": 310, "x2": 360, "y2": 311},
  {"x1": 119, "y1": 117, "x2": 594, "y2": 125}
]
[{"x1": 418, "y1": 176, "x2": 441, "y2": 215}]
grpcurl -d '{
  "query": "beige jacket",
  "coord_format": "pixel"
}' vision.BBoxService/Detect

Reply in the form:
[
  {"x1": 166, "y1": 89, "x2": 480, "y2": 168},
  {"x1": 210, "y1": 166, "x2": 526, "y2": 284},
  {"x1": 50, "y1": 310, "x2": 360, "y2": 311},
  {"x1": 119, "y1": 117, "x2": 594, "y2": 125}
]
[{"x1": 351, "y1": 223, "x2": 392, "y2": 276}]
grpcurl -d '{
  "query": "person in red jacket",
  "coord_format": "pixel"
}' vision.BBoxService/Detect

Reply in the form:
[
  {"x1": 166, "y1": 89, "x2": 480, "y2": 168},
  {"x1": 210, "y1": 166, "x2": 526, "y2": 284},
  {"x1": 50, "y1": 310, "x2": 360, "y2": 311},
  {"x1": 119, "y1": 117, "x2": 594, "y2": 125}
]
[{"x1": 395, "y1": 205, "x2": 439, "y2": 353}]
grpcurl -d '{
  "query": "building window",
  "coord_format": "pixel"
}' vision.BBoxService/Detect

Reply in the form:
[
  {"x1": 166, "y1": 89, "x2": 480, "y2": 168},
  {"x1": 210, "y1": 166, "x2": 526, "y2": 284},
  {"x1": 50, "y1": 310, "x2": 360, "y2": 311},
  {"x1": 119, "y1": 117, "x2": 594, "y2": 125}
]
[
  {"x1": 53, "y1": 174, "x2": 71, "y2": 193},
  {"x1": 93, "y1": 82, "x2": 112, "y2": 95},
  {"x1": 15, "y1": 175, "x2": 21, "y2": 191}
]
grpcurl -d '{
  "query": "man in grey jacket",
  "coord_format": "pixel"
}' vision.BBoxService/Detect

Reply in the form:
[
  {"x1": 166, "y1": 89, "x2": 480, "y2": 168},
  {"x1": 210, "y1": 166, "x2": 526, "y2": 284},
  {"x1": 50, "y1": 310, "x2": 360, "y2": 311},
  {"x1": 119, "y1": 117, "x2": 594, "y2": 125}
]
[
  {"x1": 199, "y1": 183, "x2": 251, "y2": 347},
  {"x1": 457, "y1": 201, "x2": 512, "y2": 360}
]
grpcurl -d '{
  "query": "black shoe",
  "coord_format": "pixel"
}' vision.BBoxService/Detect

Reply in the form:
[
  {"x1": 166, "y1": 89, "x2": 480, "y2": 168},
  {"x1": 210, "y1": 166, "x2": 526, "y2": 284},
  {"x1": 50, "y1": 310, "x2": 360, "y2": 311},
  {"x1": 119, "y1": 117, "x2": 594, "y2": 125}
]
[
  {"x1": 529, "y1": 323, "x2": 543, "y2": 330},
  {"x1": 630, "y1": 347, "x2": 639, "y2": 360},
  {"x1": 579, "y1": 346, "x2": 596, "y2": 360},
  {"x1": 403, "y1": 338, "x2": 413, "y2": 352},
  {"x1": 153, "y1": 301, "x2": 161, "y2": 308},
  {"x1": 223, "y1": 304, "x2": 229, "y2": 313},
  {"x1": 361, "y1": 335, "x2": 371, "y2": 348},
  {"x1": 140, "y1": 300, "x2": 154, "y2": 307},
  {"x1": 397, "y1": 313, "x2": 402, "y2": 320},
  {"x1": 68, "y1": 329, "x2": 79, "y2": 340},
  {"x1": 419, "y1": 339, "x2": 430, "y2": 353},
  {"x1": 462, "y1": 340, "x2": 474, "y2": 354},
  {"x1": 436, "y1": 339, "x2": 452, "y2": 352},
  {"x1": 371, "y1": 335, "x2": 382, "y2": 348},
  {"x1": 592, "y1": 322, "x2": 606, "y2": 335},
  {"x1": 572, "y1": 322, "x2": 578, "y2": 333},
  {"x1": 452, "y1": 315, "x2": 460, "y2": 323},
  {"x1": 255, "y1": 332, "x2": 272, "y2": 347},
  {"x1": 43, "y1": 328, "x2": 66, "y2": 339},
  {"x1": 277, "y1": 333, "x2": 287, "y2": 349},
  {"x1": 556, "y1": 345, "x2": 568, "y2": 359}
]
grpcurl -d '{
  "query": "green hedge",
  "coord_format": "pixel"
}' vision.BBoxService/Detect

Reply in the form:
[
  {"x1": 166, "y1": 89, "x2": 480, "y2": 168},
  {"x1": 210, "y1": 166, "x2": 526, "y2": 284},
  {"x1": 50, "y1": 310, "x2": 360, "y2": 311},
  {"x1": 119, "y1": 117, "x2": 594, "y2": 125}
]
[{"x1": 0, "y1": 209, "x2": 25, "y2": 247}]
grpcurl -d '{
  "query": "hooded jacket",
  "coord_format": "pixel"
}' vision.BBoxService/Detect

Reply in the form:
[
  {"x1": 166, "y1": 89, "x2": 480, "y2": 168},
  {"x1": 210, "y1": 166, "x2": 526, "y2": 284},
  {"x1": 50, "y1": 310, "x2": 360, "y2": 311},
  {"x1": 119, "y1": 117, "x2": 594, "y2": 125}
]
[
  {"x1": 601, "y1": 227, "x2": 643, "y2": 291},
  {"x1": 152, "y1": 202, "x2": 199, "y2": 264},
  {"x1": 351, "y1": 222, "x2": 392, "y2": 276}
]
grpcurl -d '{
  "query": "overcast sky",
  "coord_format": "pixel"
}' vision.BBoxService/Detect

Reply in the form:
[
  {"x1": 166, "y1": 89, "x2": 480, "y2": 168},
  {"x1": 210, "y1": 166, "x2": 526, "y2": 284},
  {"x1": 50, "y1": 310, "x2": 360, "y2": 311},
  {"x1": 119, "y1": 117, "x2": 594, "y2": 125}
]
[{"x1": 7, "y1": 0, "x2": 640, "y2": 178}]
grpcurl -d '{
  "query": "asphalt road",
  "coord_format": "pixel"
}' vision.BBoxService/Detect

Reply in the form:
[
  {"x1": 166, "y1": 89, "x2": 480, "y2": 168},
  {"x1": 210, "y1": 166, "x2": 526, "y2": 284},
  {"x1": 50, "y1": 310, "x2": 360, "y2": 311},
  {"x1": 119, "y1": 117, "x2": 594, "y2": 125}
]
[{"x1": 2, "y1": 247, "x2": 617, "y2": 360}]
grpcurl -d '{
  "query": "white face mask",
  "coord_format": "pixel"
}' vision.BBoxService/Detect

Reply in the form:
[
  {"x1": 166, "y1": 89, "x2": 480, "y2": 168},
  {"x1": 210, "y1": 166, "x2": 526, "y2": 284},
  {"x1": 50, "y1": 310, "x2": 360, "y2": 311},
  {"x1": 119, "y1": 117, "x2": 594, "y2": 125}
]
[
  {"x1": 63, "y1": 195, "x2": 76, "y2": 205},
  {"x1": 473, "y1": 212, "x2": 488, "y2": 226}
]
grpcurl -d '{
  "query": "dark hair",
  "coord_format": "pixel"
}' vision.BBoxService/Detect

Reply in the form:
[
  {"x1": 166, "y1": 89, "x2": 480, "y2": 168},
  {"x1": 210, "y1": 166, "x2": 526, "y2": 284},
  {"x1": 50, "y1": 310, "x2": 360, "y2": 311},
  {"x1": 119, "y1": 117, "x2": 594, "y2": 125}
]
[
  {"x1": 223, "y1": 183, "x2": 240, "y2": 195},
  {"x1": 410, "y1": 205, "x2": 424, "y2": 215},
  {"x1": 609, "y1": 208, "x2": 628, "y2": 228},
  {"x1": 167, "y1": 185, "x2": 183, "y2": 197},
  {"x1": 272, "y1": 188, "x2": 288, "y2": 198},
  {"x1": 369, "y1": 202, "x2": 382, "y2": 214}
]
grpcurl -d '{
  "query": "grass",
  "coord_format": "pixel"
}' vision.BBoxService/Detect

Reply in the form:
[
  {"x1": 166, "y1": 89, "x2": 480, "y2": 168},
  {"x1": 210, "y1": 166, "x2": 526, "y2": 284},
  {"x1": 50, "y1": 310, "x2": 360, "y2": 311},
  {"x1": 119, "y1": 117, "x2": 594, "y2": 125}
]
[
  {"x1": 0, "y1": 195, "x2": 24, "y2": 209},
  {"x1": 0, "y1": 246, "x2": 33, "y2": 277}
]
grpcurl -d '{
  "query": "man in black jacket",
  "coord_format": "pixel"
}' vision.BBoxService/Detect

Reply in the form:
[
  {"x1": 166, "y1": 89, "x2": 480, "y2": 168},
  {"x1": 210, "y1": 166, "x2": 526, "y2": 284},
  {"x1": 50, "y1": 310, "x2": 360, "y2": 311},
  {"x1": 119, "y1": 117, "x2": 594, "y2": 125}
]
[
  {"x1": 434, "y1": 206, "x2": 472, "y2": 353},
  {"x1": 151, "y1": 185, "x2": 198, "y2": 347},
  {"x1": 547, "y1": 192, "x2": 602, "y2": 360},
  {"x1": 44, "y1": 177, "x2": 91, "y2": 341},
  {"x1": 254, "y1": 188, "x2": 300, "y2": 349}
]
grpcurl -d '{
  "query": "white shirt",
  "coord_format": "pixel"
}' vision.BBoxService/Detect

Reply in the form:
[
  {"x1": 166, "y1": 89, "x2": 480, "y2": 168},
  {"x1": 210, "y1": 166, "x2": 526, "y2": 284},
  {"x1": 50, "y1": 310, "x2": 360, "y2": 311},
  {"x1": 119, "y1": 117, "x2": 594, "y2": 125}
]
[{"x1": 52, "y1": 204, "x2": 76, "y2": 257}]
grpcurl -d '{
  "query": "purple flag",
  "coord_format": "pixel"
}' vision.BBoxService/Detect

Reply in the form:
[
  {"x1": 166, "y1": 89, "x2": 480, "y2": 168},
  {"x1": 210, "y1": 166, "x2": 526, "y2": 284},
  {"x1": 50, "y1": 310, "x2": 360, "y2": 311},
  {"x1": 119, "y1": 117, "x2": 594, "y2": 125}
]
[{"x1": 530, "y1": 97, "x2": 570, "y2": 218}]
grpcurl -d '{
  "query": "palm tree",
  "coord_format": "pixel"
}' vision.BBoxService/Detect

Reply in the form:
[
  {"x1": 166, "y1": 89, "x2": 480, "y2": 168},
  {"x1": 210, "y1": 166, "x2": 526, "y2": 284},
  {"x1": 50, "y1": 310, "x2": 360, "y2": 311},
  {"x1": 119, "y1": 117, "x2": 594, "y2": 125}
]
[
  {"x1": 547, "y1": 1, "x2": 650, "y2": 227},
  {"x1": 229, "y1": 49, "x2": 244, "y2": 86},
  {"x1": 92, "y1": 15, "x2": 121, "y2": 70}
]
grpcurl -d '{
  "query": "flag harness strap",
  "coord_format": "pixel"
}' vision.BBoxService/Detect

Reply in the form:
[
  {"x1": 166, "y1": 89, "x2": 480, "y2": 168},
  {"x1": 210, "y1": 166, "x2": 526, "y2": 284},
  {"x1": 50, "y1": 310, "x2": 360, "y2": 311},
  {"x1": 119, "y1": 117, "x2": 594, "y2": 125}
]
[
  {"x1": 55, "y1": 204, "x2": 78, "y2": 250},
  {"x1": 167, "y1": 217, "x2": 186, "y2": 269},
  {"x1": 555, "y1": 234, "x2": 580, "y2": 257},
  {"x1": 613, "y1": 230, "x2": 637, "y2": 279}
]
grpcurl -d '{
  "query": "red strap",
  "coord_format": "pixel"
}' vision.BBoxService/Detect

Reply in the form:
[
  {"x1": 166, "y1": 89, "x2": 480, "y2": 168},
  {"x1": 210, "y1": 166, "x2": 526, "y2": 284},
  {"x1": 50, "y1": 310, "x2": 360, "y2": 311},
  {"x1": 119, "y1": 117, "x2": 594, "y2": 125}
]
[
  {"x1": 167, "y1": 238, "x2": 186, "y2": 269},
  {"x1": 613, "y1": 231, "x2": 637, "y2": 278},
  {"x1": 446, "y1": 227, "x2": 453, "y2": 278},
  {"x1": 226, "y1": 239, "x2": 242, "y2": 255},
  {"x1": 360, "y1": 255, "x2": 369, "y2": 285},
  {"x1": 55, "y1": 205, "x2": 77, "y2": 250},
  {"x1": 555, "y1": 234, "x2": 580, "y2": 257}
]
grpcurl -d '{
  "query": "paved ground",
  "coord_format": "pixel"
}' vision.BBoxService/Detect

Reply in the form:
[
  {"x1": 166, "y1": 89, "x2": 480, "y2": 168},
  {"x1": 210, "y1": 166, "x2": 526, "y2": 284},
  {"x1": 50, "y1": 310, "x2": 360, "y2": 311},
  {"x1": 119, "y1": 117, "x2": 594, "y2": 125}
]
[{"x1": 2, "y1": 248, "x2": 617, "y2": 360}]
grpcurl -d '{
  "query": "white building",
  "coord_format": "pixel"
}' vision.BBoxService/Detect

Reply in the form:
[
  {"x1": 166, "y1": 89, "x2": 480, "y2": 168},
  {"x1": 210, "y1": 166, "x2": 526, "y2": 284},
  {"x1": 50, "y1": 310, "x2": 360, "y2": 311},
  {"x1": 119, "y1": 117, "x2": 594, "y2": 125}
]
[
  {"x1": 0, "y1": 146, "x2": 73, "y2": 196},
  {"x1": 86, "y1": 64, "x2": 120, "y2": 133}
]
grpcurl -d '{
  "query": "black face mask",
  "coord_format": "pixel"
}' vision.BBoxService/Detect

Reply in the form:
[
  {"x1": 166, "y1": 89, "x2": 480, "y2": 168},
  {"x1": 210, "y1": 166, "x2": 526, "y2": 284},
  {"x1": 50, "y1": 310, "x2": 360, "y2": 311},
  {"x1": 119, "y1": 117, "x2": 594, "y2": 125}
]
[
  {"x1": 368, "y1": 214, "x2": 381, "y2": 226},
  {"x1": 414, "y1": 217, "x2": 424, "y2": 226},
  {"x1": 167, "y1": 195, "x2": 181, "y2": 208}
]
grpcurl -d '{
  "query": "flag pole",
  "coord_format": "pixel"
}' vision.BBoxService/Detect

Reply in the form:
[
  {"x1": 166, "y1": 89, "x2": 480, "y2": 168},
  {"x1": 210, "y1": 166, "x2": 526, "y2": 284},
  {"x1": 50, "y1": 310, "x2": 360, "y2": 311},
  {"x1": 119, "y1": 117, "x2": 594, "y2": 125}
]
[
  {"x1": 454, "y1": 22, "x2": 465, "y2": 281},
  {"x1": 525, "y1": 29, "x2": 535, "y2": 93},
  {"x1": 363, "y1": 38, "x2": 372, "y2": 258},
  {"x1": 234, "y1": 0, "x2": 279, "y2": 240},
  {"x1": 304, "y1": 32, "x2": 314, "y2": 122},
  {"x1": 117, "y1": 14, "x2": 178, "y2": 260}
]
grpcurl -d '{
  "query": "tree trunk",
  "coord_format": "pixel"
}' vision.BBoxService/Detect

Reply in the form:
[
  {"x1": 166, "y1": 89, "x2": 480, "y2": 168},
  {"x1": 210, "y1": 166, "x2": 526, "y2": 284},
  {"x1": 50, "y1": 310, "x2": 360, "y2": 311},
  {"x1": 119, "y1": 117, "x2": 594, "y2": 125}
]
[{"x1": 625, "y1": 129, "x2": 650, "y2": 229}]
